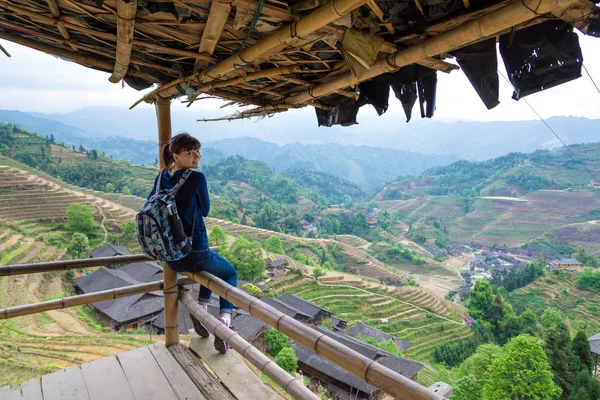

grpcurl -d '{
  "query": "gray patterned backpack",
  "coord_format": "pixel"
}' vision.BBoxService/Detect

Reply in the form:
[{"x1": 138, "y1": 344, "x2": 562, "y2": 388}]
[{"x1": 136, "y1": 169, "x2": 196, "y2": 261}]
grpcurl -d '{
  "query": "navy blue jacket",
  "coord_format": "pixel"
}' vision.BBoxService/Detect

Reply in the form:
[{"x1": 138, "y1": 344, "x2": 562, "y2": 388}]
[{"x1": 149, "y1": 169, "x2": 210, "y2": 250}]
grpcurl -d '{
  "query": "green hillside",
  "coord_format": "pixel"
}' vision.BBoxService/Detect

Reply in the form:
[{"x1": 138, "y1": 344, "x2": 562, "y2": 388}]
[{"x1": 391, "y1": 143, "x2": 600, "y2": 197}]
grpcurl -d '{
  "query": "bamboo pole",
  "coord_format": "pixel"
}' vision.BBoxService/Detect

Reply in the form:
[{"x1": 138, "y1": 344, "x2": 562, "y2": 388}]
[
  {"x1": 0, "y1": 30, "x2": 159, "y2": 83},
  {"x1": 0, "y1": 43, "x2": 9, "y2": 57},
  {"x1": 157, "y1": 97, "x2": 179, "y2": 347},
  {"x1": 0, "y1": 277, "x2": 194, "y2": 320},
  {"x1": 44, "y1": 0, "x2": 78, "y2": 52},
  {"x1": 284, "y1": 0, "x2": 582, "y2": 106},
  {"x1": 109, "y1": 0, "x2": 137, "y2": 83},
  {"x1": 145, "y1": 0, "x2": 370, "y2": 101},
  {"x1": 551, "y1": 0, "x2": 598, "y2": 33},
  {"x1": 184, "y1": 271, "x2": 445, "y2": 400},
  {"x1": 0, "y1": 1, "x2": 215, "y2": 63},
  {"x1": 0, "y1": 250, "x2": 216, "y2": 277},
  {"x1": 192, "y1": 65, "x2": 302, "y2": 96},
  {"x1": 179, "y1": 290, "x2": 319, "y2": 400},
  {"x1": 195, "y1": 0, "x2": 231, "y2": 71}
]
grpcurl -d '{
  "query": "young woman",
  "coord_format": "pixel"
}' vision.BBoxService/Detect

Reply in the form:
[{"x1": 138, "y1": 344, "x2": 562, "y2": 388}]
[{"x1": 149, "y1": 132, "x2": 237, "y2": 354}]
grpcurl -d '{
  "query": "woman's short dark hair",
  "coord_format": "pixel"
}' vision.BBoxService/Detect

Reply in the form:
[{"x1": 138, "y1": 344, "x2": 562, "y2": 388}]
[{"x1": 162, "y1": 133, "x2": 200, "y2": 168}]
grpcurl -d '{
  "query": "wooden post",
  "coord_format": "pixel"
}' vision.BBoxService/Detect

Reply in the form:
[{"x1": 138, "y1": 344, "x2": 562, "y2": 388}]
[{"x1": 157, "y1": 96, "x2": 179, "y2": 346}]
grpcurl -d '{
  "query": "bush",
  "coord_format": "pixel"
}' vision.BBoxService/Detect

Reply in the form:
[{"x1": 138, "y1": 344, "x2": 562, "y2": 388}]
[
  {"x1": 265, "y1": 329, "x2": 292, "y2": 356},
  {"x1": 313, "y1": 268, "x2": 325, "y2": 279},
  {"x1": 241, "y1": 283, "x2": 263, "y2": 298},
  {"x1": 275, "y1": 347, "x2": 298, "y2": 374}
]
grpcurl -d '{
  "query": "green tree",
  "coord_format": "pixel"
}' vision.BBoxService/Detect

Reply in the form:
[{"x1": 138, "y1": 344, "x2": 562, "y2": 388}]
[
  {"x1": 541, "y1": 308, "x2": 564, "y2": 328},
  {"x1": 544, "y1": 323, "x2": 580, "y2": 397},
  {"x1": 65, "y1": 203, "x2": 96, "y2": 234},
  {"x1": 121, "y1": 186, "x2": 132, "y2": 195},
  {"x1": 228, "y1": 236, "x2": 265, "y2": 281},
  {"x1": 352, "y1": 211, "x2": 367, "y2": 235},
  {"x1": 468, "y1": 279, "x2": 493, "y2": 321},
  {"x1": 572, "y1": 331, "x2": 594, "y2": 373},
  {"x1": 453, "y1": 376, "x2": 482, "y2": 400},
  {"x1": 322, "y1": 261, "x2": 332, "y2": 270},
  {"x1": 313, "y1": 268, "x2": 325, "y2": 279},
  {"x1": 570, "y1": 370, "x2": 600, "y2": 400},
  {"x1": 482, "y1": 335, "x2": 561, "y2": 400},
  {"x1": 105, "y1": 182, "x2": 115, "y2": 193},
  {"x1": 264, "y1": 329, "x2": 292, "y2": 356},
  {"x1": 68, "y1": 233, "x2": 89, "y2": 258},
  {"x1": 120, "y1": 220, "x2": 136, "y2": 241},
  {"x1": 241, "y1": 283, "x2": 263, "y2": 298},
  {"x1": 265, "y1": 235, "x2": 285, "y2": 254},
  {"x1": 275, "y1": 347, "x2": 298, "y2": 374},
  {"x1": 208, "y1": 226, "x2": 228, "y2": 255}
]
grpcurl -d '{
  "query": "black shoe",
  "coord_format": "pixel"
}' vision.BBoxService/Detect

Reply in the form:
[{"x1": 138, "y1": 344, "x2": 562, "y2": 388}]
[
  {"x1": 214, "y1": 317, "x2": 232, "y2": 354},
  {"x1": 190, "y1": 314, "x2": 210, "y2": 338}
]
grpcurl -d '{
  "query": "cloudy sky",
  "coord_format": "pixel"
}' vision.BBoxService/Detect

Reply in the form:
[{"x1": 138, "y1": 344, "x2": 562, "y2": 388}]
[{"x1": 0, "y1": 32, "x2": 599, "y2": 126}]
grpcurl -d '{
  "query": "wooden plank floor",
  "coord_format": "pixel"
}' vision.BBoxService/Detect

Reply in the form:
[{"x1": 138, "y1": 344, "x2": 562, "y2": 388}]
[{"x1": 0, "y1": 343, "x2": 226, "y2": 400}]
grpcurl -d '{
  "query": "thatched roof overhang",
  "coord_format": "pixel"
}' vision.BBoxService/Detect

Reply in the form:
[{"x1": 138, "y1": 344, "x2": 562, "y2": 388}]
[{"x1": 0, "y1": 0, "x2": 598, "y2": 126}]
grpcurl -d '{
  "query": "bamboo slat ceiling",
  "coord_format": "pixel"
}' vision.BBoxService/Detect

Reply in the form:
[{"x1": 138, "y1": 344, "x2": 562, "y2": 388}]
[{"x1": 0, "y1": 0, "x2": 598, "y2": 124}]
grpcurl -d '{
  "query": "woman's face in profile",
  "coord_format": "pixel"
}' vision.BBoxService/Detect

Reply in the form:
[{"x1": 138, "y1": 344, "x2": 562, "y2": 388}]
[{"x1": 174, "y1": 149, "x2": 201, "y2": 169}]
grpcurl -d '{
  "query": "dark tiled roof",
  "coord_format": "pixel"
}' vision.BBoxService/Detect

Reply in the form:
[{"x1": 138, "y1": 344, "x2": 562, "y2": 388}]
[
  {"x1": 294, "y1": 327, "x2": 422, "y2": 395},
  {"x1": 75, "y1": 267, "x2": 164, "y2": 324},
  {"x1": 119, "y1": 262, "x2": 163, "y2": 283},
  {"x1": 90, "y1": 244, "x2": 130, "y2": 258},
  {"x1": 345, "y1": 322, "x2": 412, "y2": 351},
  {"x1": 267, "y1": 259, "x2": 287, "y2": 267},
  {"x1": 279, "y1": 293, "x2": 328, "y2": 318},
  {"x1": 589, "y1": 333, "x2": 600, "y2": 355},
  {"x1": 233, "y1": 315, "x2": 270, "y2": 340},
  {"x1": 260, "y1": 296, "x2": 312, "y2": 320}
]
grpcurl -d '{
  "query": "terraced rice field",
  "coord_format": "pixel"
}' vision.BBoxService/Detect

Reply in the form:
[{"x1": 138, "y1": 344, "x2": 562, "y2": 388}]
[
  {"x1": 333, "y1": 235, "x2": 371, "y2": 248},
  {"x1": 0, "y1": 227, "x2": 61, "y2": 266},
  {"x1": 510, "y1": 273, "x2": 600, "y2": 332},
  {"x1": 205, "y1": 218, "x2": 405, "y2": 283},
  {"x1": 276, "y1": 275, "x2": 471, "y2": 364},
  {"x1": 0, "y1": 165, "x2": 135, "y2": 223}
]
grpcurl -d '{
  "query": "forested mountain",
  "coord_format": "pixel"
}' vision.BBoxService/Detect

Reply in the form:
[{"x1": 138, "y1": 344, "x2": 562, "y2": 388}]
[
  {"x1": 388, "y1": 143, "x2": 600, "y2": 197},
  {"x1": 206, "y1": 137, "x2": 456, "y2": 191}
]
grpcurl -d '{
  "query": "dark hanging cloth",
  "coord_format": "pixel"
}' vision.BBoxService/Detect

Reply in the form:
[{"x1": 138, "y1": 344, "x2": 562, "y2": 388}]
[
  {"x1": 391, "y1": 82, "x2": 418, "y2": 122},
  {"x1": 417, "y1": 73, "x2": 437, "y2": 118},
  {"x1": 123, "y1": 76, "x2": 154, "y2": 91},
  {"x1": 499, "y1": 20, "x2": 583, "y2": 100},
  {"x1": 451, "y1": 38, "x2": 500, "y2": 110},
  {"x1": 314, "y1": 93, "x2": 360, "y2": 127},
  {"x1": 588, "y1": 10, "x2": 600, "y2": 37},
  {"x1": 358, "y1": 76, "x2": 390, "y2": 116}
]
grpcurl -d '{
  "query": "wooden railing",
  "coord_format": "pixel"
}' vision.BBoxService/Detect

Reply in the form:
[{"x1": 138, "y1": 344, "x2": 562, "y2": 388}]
[{"x1": 0, "y1": 254, "x2": 450, "y2": 399}]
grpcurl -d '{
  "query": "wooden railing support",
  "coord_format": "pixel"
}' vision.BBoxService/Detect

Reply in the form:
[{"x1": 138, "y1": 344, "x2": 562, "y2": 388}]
[
  {"x1": 184, "y1": 271, "x2": 446, "y2": 400},
  {"x1": 180, "y1": 290, "x2": 320, "y2": 400},
  {"x1": 0, "y1": 277, "x2": 193, "y2": 320},
  {"x1": 156, "y1": 96, "x2": 179, "y2": 347}
]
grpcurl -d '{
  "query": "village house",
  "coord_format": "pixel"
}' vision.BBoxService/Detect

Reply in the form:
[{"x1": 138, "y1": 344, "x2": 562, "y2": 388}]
[
  {"x1": 589, "y1": 333, "x2": 600, "y2": 377},
  {"x1": 551, "y1": 258, "x2": 584, "y2": 270},
  {"x1": 344, "y1": 322, "x2": 412, "y2": 352},
  {"x1": 331, "y1": 317, "x2": 348, "y2": 331},
  {"x1": 294, "y1": 327, "x2": 423, "y2": 399},
  {"x1": 261, "y1": 296, "x2": 312, "y2": 323},
  {"x1": 74, "y1": 267, "x2": 164, "y2": 331},
  {"x1": 299, "y1": 219, "x2": 319, "y2": 237},
  {"x1": 266, "y1": 258, "x2": 287, "y2": 279},
  {"x1": 471, "y1": 242, "x2": 493, "y2": 251},
  {"x1": 590, "y1": 180, "x2": 600, "y2": 189},
  {"x1": 366, "y1": 212, "x2": 379, "y2": 228},
  {"x1": 90, "y1": 243, "x2": 130, "y2": 258},
  {"x1": 278, "y1": 293, "x2": 334, "y2": 325}
]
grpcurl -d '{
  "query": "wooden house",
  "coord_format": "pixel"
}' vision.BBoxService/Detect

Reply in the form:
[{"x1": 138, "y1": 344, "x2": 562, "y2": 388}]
[
  {"x1": 345, "y1": 322, "x2": 412, "y2": 352},
  {"x1": 266, "y1": 258, "x2": 287, "y2": 279},
  {"x1": 551, "y1": 258, "x2": 584, "y2": 270},
  {"x1": 278, "y1": 293, "x2": 333, "y2": 325}
]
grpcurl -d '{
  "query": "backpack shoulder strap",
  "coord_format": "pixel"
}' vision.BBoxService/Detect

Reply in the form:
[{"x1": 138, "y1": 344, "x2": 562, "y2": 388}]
[
  {"x1": 170, "y1": 169, "x2": 193, "y2": 196},
  {"x1": 156, "y1": 170, "x2": 163, "y2": 193}
]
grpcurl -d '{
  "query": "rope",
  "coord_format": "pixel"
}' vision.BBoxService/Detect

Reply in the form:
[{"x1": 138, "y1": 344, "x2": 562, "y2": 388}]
[
  {"x1": 499, "y1": 70, "x2": 600, "y2": 183},
  {"x1": 520, "y1": 0, "x2": 543, "y2": 15},
  {"x1": 583, "y1": 64, "x2": 600, "y2": 95}
]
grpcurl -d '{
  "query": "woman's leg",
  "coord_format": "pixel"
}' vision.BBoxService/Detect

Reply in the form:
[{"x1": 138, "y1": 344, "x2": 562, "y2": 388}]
[{"x1": 199, "y1": 250, "x2": 238, "y2": 315}]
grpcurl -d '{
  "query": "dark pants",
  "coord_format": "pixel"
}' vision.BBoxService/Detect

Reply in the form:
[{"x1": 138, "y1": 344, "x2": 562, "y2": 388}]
[{"x1": 167, "y1": 249, "x2": 238, "y2": 314}]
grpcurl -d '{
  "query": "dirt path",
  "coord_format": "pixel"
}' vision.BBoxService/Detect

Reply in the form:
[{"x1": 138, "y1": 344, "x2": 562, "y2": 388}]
[{"x1": 93, "y1": 204, "x2": 108, "y2": 245}]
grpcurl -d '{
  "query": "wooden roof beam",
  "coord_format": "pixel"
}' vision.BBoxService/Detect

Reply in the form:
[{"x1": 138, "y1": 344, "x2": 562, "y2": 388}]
[
  {"x1": 0, "y1": 29, "x2": 159, "y2": 83},
  {"x1": 149, "y1": 0, "x2": 372, "y2": 100},
  {"x1": 44, "y1": 0, "x2": 78, "y2": 52},
  {"x1": 109, "y1": 0, "x2": 137, "y2": 83},
  {"x1": 284, "y1": 0, "x2": 581, "y2": 106},
  {"x1": 551, "y1": 0, "x2": 599, "y2": 34},
  {"x1": 194, "y1": 0, "x2": 231, "y2": 71}
]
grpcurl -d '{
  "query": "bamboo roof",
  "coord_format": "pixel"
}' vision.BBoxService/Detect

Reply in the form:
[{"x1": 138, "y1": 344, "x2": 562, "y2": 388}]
[{"x1": 0, "y1": 0, "x2": 598, "y2": 123}]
